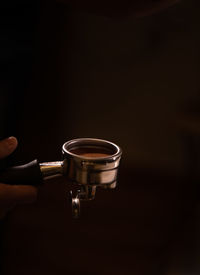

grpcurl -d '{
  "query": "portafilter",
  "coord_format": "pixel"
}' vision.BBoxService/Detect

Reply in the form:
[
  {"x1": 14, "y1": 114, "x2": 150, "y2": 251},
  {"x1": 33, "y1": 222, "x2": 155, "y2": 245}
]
[{"x1": 0, "y1": 138, "x2": 122, "y2": 218}]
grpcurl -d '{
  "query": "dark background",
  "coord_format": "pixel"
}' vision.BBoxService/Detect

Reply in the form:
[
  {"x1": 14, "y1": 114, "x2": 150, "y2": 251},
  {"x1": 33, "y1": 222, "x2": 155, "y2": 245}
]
[{"x1": 1, "y1": 0, "x2": 200, "y2": 274}]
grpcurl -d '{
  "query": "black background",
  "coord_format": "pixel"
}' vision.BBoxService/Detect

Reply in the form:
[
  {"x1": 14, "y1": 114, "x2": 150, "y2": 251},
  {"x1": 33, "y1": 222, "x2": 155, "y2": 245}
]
[{"x1": 1, "y1": 1, "x2": 200, "y2": 274}]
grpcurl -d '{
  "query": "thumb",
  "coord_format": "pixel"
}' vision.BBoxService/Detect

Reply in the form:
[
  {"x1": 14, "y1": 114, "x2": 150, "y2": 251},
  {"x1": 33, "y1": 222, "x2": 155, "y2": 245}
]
[{"x1": 0, "y1": 137, "x2": 18, "y2": 159}]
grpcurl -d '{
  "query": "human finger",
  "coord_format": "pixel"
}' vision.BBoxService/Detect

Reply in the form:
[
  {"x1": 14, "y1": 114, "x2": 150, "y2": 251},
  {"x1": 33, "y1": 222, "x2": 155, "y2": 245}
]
[
  {"x1": 0, "y1": 183, "x2": 38, "y2": 205},
  {"x1": 0, "y1": 137, "x2": 18, "y2": 159}
]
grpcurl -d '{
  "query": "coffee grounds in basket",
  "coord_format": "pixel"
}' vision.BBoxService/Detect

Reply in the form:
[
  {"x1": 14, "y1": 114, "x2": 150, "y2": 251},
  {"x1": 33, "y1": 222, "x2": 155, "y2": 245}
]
[{"x1": 70, "y1": 147, "x2": 112, "y2": 158}]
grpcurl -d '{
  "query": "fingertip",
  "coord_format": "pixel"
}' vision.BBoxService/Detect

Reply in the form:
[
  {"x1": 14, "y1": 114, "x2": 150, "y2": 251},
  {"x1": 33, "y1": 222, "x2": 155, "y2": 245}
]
[
  {"x1": 6, "y1": 136, "x2": 18, "y2": 150},
  {"x1": 0, "y1": 136, "x2": 18, "y2": 158}
]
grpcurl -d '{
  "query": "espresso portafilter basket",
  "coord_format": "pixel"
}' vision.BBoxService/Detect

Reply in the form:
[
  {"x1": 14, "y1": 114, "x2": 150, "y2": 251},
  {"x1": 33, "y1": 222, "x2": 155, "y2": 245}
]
[{"x1": 0, "y1": 138, "x2": 122, "y2": 218}]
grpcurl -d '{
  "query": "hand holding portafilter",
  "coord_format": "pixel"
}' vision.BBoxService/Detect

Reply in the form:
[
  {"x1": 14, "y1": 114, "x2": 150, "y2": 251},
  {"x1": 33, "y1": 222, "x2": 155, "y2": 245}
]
[
  {"x1": 0, "y1": 137, "x2": 37, "y2": 219},
  {"x1": 0, "y1": 138, "x2": 122, "y2": 218}
]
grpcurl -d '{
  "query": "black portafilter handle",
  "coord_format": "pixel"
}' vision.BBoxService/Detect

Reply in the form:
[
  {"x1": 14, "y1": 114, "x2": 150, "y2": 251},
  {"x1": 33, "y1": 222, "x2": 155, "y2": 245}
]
[
  {"x1": 0, "y1": 160, "x2": 43, "y2": 185},
  {"x1": 0, "y1": 160, "x2": 65, "y2": 186}
]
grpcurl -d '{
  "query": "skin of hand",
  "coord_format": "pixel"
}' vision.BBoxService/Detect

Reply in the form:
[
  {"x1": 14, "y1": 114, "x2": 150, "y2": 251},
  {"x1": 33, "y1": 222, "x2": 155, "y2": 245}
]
[
  {"x1": 56, "y1": 0, "x2": 180, "y2": 17},
  {"x1": 0, "y1": 137, "x2": 37, "y2": 219}
]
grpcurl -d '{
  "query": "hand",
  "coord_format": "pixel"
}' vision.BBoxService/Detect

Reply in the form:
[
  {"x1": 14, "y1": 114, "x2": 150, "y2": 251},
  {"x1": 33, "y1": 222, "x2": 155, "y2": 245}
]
[{"x1": 0, "y1": 137, "x2": 37, "y2": 219}]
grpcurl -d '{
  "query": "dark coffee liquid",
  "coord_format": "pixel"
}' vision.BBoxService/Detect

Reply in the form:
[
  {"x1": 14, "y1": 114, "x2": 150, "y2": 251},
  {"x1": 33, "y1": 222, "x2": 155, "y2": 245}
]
[{"x1": 70, "y1": 147, "x2": 112, "y2": 158}]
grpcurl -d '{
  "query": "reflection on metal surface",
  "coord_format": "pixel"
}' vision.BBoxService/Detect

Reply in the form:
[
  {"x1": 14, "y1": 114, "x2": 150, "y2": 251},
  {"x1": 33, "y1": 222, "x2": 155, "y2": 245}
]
[
  {"x1": 39, "y1": 161, "x2": 65, "y2": 179},
  {"x1": 70, "y1": 191, "x2": 80, "y2": 219}
]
